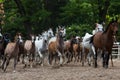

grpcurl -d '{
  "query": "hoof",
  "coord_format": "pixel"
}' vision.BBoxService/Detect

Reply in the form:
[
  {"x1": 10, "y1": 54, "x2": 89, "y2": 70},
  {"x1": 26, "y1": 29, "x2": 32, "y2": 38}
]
[
  {"x1": 60, "y1": 64, "x2": 63, "y2": 67},
  {"x1": 13, "y1": 70, "x2": 16, "y2": 73},
  {"x1": 104, "y1": 65, "x2": 108, "y2": 69},
  {"x1": 41, "y1": 64, "x2": 43, "y2": 67}
]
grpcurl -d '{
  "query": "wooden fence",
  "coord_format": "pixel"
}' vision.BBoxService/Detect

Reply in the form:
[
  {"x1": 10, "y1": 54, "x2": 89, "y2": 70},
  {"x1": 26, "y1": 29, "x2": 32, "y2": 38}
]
[{"x1": 112, "y1": 42, "x2": 120, "y2": 59}]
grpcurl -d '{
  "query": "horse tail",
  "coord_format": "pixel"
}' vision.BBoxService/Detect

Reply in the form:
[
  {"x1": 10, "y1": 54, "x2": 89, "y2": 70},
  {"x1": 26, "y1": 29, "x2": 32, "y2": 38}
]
[{"x1": 89, "y1": 35, "x2": 95, "y2": 43}]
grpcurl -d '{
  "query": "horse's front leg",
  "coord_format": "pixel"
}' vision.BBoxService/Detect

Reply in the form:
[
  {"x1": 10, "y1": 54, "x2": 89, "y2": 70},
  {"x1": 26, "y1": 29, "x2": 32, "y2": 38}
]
[
  {"x1": 4, "y1": 57, "x2": 10, "y2": 72},
  {"x1": 1, "y1": 56, "x2": 6, "y2": 70},
  {"x1": 104, "y1": 51, "x2": 110, "y2": 69},
  {"x1": 56, "y1": 49, "x2": 63, "y2": 66},
  {"x1": 110, "y1": 53, "x2": 114, "y2": 67},
  {"x1": 13, "y1": 56, "x2": 18, "y2": 72},
  {"x1": 38, "y1": 51, "x2": 43, "y2": 66}
]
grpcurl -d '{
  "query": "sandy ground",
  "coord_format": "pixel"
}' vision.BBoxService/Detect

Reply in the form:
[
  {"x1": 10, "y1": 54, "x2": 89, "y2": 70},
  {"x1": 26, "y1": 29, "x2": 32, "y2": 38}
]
[{"x1": 0, "y1": 59, "x2": 120, "y2": 80}]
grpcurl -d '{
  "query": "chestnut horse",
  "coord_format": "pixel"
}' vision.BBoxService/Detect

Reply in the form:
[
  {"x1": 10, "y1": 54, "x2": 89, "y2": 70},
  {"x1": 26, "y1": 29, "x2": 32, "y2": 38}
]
[
  {"x1": 72, "y1": 36, "x2": 82, "y2": 63},
  {"x1": 1, "y1": 33, "x2": 21, "y2": 72},
  {"x1": 90, "y1": 19, "x2": 119, "y2": 68},
  {"x1": 48, "y1": 27, "x2": 65, "y2": 66}
]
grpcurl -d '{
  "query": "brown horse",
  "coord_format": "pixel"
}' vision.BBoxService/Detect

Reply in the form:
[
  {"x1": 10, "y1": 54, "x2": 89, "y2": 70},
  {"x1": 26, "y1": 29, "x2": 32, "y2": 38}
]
[
  {"x1": 73, "y1": 44, "x2": 81, "y2": 62},
  {"x1": 48, "y1": 27, "x2": 65, "y2": 66},
  {"x1": 90, "y1": 19, "x2": 119, "y2": 68},
  {"x1": 1, "y1": 33, "x2": 21, "y2": 72},
  {"x1": 64, "y1": 40, "x2": 72, "y2": 63},
  {"x1": 14, "y1": 33, "x2": 25, "y2": 64},
  {"x1": 72, "y1": 37, "x2": 82, "y2": 63},
  {"x1": 24, "y1": 34, "x2": 35, "y2": 68}
]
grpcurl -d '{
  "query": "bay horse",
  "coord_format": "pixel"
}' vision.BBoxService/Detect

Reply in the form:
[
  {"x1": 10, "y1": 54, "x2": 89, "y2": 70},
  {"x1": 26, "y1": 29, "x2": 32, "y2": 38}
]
[
  {"x1": 48, "y1": 27, "x2": 65, "y2": 66},
  {"x1": 1, "y1": 33, "x2": 21, "y2": 72},
  {"x1": 24, "y1": 34, "x2": 35, "y2": 68},
  {"x1": 90, "y1": 19, "x2": 119, "y2": 68}
]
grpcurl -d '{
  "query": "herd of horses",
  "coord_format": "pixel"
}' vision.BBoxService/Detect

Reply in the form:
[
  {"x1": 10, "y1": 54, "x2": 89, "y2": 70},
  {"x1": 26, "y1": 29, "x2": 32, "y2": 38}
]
[{"x1": 0, "y1": 19, "x2": 119, "y2": 72}]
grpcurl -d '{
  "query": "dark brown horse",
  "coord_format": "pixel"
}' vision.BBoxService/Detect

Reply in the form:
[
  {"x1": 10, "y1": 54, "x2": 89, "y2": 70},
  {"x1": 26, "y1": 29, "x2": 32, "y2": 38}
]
[
  {"x1": 1, "y1": 33, "x2": 21, "y2": 72},
  {"x1": 14, "y1": 33, "x2": 25, "y2": 63},
  {"x1": 90, "y1": 19, "x2": 119, "y2": 68},
  {"x1": 0, "y1": 33, "x2": 10, "y2": 62}
]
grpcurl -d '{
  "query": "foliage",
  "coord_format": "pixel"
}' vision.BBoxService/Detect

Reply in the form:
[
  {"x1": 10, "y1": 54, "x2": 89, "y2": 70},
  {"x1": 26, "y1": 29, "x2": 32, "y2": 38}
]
[
  {"x1": 60, "y1": 0, "x2": 93, "y2": 25},
  {"x1": 1, "y1": 0, "x2": 120, "y2": 41},
  {"x1": 65, "y1": 24, "x2": 92, "y2": 39}
]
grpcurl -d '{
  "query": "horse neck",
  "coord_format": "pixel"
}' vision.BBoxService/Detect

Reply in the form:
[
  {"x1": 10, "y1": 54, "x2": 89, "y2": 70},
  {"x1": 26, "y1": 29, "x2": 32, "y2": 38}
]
[
  {"x1": 14, "y1": 41, "x2": 20, "y2": 50},
  {"x1": 104, "y1": 28, "x2": 113, "y2": 39},
  {"x1": 56, "y1": 36, "x2": 64, "y2": 47},
  {"x1": 57, "y1": 36, "x2": 64, "y2": 43},
  {"x1": 42, "y1": 39, "x2": 48, "y2": 49},
  {"x1": 103, "y1": 28, "x2": 114, "y2": 45}
]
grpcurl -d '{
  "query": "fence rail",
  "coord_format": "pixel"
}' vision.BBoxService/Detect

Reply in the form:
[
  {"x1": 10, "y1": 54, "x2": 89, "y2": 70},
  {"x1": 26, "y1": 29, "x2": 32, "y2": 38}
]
[{"x1": 112, "y1": 44, "x2": 120, "y2": 59}]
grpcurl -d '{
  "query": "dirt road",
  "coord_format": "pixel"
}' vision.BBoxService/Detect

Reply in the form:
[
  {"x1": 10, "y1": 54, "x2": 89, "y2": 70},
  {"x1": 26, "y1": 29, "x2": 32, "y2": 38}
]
[{"x1": 0, "y1": 59, "x2": 120, "y2": 80}]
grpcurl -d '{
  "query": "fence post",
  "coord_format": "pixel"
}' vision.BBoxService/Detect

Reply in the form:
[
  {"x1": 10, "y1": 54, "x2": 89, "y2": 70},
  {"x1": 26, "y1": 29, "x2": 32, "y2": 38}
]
[{"x1": 118, "y1": 45, "x2": 120, "y2": 59}]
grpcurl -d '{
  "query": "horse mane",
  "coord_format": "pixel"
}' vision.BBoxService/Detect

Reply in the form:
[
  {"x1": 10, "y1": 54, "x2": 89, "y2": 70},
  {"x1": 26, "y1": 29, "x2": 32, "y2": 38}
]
[{"x1": 103, "y1": 20, "x2": 117, "y2": 33}]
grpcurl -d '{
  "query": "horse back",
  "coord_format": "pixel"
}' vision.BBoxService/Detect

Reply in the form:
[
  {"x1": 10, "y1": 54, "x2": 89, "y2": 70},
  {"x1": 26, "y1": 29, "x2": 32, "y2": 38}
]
[
  {"x1": 5, "y1": 42, "x2": 19, "y2": 57},
  {"x1": 73, "y1": 44, "x2": 79, "y2": 51},
  {"x1": 24, "y1": 40, "x2": 32, "y2": 51},
  {"x1": 64, "y1": 40, "x2": 71, "y2": 51}
]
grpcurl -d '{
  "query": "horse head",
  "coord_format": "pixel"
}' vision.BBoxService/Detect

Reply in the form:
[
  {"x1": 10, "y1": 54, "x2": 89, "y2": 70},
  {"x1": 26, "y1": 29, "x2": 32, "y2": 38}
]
[
  {"x1": 47, "y1": 28, "x2": 54, "y2": 38},
  {"x1": 76, "y1": 36, "x2": 82, "y2": 43},
  {"x1": 109, "y1": 19, "x2": 119, "y2": 35},
  {"x1": 57, "y1": 28, "x2": 65, "y2": 38},
  {"x1": 42, "y1": 31, "x2": 48, "y2": 41},
  {"x1": 57, "y1": 26, "x2": 66, "y2": 38},
  {"x1": 30, "y1": 34, "x2": 35, "y2": 43},
  {"x1": 14, "y1": 32, "x2": 23, "y2": 44}
]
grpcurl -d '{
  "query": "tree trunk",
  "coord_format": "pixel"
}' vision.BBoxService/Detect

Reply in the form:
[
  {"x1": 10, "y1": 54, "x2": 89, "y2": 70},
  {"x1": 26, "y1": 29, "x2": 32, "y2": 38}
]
[
  {"x1": 98, "y1": 0, "x2": 110, "y2": 23},
  {"x1": 14, "y1": 0, "x2": 32, "y2": 34}
]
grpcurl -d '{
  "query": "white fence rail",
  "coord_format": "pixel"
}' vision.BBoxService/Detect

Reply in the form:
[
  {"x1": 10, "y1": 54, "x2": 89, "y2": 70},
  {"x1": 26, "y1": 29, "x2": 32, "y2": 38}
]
[{"x1": 112, "y1": 44, "x2": 120, "y2": 59}]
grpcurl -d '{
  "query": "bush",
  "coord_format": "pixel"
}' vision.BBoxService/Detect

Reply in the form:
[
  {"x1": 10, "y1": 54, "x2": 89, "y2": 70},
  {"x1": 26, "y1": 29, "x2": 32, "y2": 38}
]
[{"x1": 65, "y1": 24, "x2": 93, "y2": 39}]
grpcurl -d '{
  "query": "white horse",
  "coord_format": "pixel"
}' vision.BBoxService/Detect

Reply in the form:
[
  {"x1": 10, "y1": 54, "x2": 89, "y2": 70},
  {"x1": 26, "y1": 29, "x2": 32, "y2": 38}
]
[
  {"x1": 81, "y1": 23, "x2": 104, "y2": 66},
  {"x1": 47, "y1": 28, "x2": 54, "y2": 39},
  {"x1": 92, "y1": 23, "x2": 103, "y2": 35},
  {"x1": 35, "y1": 31, "x2": 49, "y2": 66}
]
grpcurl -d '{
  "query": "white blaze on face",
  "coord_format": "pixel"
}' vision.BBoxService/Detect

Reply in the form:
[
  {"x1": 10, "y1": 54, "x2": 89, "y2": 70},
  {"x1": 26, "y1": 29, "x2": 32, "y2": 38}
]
[
  {"x1": 18, "y1": 35, "x2": 23, "y2": 43},
  {"x1": 31, "y1": 36, "x2": 35, "y2": 42},
  {"x1": 0, "y1": 33, "x2": 2, "y2": 37}
]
